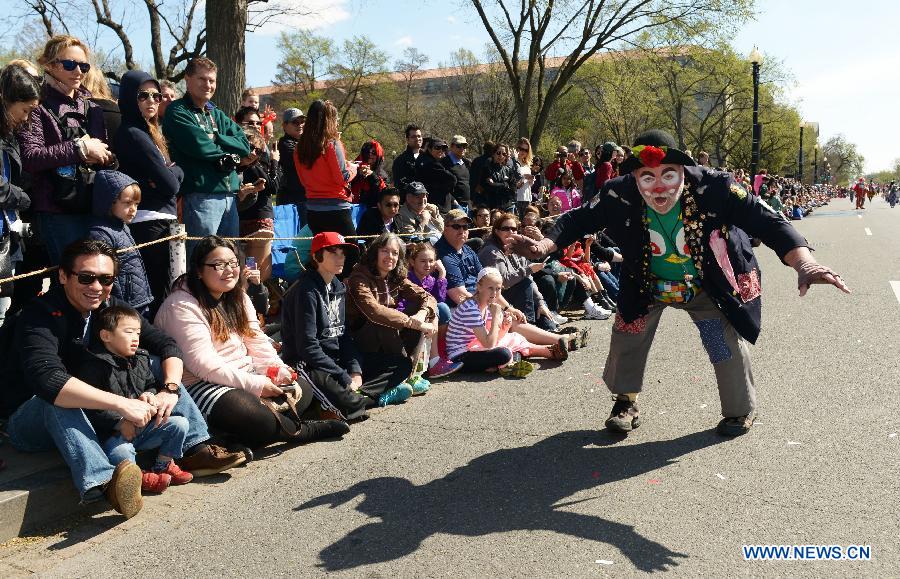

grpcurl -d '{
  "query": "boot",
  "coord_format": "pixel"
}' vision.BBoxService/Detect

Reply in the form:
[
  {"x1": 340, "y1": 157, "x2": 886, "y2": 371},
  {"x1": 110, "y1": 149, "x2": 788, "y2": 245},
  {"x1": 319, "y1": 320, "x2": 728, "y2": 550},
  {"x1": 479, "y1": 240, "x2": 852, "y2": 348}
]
[{"x1": 293, "y1": 419, "x2": 351, "y2": 442}]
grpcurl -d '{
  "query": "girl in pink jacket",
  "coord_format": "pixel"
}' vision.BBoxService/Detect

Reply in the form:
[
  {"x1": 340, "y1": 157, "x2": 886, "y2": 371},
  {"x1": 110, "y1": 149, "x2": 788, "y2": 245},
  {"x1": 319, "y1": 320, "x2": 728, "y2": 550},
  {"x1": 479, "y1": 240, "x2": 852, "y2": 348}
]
[{"x1": 154, "y1": 236, "x2": 348, "y2": 448}]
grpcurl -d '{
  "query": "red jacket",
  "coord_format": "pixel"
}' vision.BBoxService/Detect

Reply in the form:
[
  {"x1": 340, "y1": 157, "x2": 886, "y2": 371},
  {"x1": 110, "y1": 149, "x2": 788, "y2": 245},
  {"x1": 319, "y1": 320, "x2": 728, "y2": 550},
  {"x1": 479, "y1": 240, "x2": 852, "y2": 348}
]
[{"x1": 294, "y1": 140, "x2": 352, "y2": 202}]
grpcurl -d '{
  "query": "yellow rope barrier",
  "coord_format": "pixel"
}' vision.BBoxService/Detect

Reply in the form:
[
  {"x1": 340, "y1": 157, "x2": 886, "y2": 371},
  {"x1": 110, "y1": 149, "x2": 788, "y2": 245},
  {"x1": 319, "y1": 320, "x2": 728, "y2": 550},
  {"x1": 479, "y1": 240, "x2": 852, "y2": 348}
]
[{"x1": 0, "y1": 221, "x2": 549, "y2": 286}]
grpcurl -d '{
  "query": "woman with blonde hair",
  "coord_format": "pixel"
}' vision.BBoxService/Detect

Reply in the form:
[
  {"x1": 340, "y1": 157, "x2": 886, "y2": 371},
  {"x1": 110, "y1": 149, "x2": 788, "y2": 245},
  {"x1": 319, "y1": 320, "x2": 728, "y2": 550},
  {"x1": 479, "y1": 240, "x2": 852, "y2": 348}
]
[
  {"x1": 514, "y1": 137, "x2": 534, "y2": 220},
  {"x1": 18, "y1": 35, "x2": 113, "y2": 263}
]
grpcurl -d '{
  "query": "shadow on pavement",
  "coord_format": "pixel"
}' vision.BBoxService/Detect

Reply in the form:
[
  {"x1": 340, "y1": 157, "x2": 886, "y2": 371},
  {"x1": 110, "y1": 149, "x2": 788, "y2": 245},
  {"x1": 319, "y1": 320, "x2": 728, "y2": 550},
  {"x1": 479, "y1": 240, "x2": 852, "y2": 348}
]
[{"x1": 296, "y1": 429, "x2": 725, "y2": 572}]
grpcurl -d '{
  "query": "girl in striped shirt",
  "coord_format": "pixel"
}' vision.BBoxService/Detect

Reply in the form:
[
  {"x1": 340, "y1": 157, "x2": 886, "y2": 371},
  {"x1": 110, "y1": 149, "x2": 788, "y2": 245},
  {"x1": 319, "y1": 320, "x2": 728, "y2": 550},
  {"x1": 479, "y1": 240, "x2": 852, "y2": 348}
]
[{"x1": 446, "y1": 267, "x2": 568, "y2": 378}]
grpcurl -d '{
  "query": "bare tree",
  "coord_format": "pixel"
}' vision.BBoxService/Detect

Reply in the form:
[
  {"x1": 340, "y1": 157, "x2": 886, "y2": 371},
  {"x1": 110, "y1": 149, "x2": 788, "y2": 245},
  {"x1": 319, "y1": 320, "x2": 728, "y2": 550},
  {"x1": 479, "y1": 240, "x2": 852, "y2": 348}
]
[
  {"x1": 205, "y1": 0, "x2": 247, "y2": 115},
  {"x1": 466, "y1": 0, "x2": 753, "y2": 150}
]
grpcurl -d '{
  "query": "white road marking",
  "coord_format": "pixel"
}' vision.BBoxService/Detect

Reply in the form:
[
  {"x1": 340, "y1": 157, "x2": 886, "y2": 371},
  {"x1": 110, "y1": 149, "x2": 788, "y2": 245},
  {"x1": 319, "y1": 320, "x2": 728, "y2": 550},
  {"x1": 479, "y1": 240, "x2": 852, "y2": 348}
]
[
  {"x1": 890, "y1": 281, "x2": 900, "y2": 304},
  {"x1": 715, "y1": 473, "x2": 727, "y2": 480},
  {"x1": 595, "y1": 560, "x2": 614, "y2": 565},
  {"x1": 864, "y1": 227, "x2": 872, "y2": 236}
]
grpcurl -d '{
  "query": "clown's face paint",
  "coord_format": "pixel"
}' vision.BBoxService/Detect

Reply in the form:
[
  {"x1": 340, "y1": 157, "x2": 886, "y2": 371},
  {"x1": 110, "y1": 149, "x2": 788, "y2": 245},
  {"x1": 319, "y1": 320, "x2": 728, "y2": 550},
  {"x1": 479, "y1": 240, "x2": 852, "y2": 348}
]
[{"x1": 635, "y1": 164, "x2": 685, "y2": 215}]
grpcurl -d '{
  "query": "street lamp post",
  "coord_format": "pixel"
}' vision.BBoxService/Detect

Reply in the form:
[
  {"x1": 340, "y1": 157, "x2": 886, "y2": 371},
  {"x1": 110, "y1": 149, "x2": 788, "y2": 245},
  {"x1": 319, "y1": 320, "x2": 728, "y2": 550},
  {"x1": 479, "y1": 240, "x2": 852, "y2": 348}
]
[
  {"x1": 798, "y1": 124, "x2": 804, "y2": 182},
  {"x1": 749, "y1": 47, "x2": 763, "y2": 189},
  {"x1": 813, "y1": 146, "x2": 819, "y2": 184}
]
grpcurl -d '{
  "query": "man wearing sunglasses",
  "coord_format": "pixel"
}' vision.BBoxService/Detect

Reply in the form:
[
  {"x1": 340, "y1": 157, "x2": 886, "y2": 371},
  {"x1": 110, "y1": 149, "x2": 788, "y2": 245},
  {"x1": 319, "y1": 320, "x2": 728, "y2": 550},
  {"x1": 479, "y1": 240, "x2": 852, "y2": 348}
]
[
  {"x1": 2, "y1": 239, "x2": 244, "y2": 518},
  {"x1": 414, "y1": 137, "x2": 458, "y2": 213},
  {"x1": 276, "y1": 108, "x2": 307, "y2": 214},
  {"x1": 162, "y1": 57, "x2": 251, "y2": 258}
]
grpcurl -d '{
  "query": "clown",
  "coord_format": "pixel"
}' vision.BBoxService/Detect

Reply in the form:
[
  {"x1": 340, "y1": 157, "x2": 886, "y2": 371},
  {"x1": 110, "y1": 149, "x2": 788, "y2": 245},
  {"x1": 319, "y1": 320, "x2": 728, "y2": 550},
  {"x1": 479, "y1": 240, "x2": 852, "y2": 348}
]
[{"x1": 530, "y1": 130, "x2": 849, "y2": 437}]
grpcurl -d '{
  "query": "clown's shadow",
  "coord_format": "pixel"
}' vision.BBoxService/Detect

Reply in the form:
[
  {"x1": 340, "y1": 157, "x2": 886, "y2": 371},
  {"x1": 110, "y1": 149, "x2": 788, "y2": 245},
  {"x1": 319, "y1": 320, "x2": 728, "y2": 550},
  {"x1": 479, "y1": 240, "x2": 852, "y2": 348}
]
[{"x1": 296, "y1": 429, "x2": 724, "y2": 572}]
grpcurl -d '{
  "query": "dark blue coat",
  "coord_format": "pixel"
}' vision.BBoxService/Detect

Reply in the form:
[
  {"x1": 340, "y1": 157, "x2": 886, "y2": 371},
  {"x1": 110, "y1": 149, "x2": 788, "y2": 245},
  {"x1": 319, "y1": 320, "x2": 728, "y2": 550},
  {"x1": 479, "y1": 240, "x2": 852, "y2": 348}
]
[
  {"x1": 114, "y1": 70, "x2": 183, "y2": 217},
  {"x1": 549, "y1": 166, "x2": 809, "y2": 344},
  {"x1": 87, "y1": 173, "x2": 154, "y2": 310}
]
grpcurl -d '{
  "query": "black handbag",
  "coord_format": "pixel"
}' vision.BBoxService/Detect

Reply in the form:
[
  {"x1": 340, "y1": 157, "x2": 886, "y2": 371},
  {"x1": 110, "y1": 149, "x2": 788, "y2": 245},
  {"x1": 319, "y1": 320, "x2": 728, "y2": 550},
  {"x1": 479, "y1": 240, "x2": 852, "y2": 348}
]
[{"x1": 43, "y1": 107, "x2": 101, "y2": 213}]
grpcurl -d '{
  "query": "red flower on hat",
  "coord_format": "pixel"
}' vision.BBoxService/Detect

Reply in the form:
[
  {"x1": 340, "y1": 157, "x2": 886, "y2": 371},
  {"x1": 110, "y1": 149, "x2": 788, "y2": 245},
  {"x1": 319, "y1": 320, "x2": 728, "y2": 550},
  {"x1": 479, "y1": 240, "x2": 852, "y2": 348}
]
[{"x1": 639, "y1": 146, "x2": 666, "y2": 168}]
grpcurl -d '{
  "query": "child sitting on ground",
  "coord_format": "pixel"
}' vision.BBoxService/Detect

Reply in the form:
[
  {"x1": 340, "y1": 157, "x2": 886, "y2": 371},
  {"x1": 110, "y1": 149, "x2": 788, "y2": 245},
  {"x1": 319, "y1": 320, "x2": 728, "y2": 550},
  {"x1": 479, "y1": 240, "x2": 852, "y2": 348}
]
[
  {"x1": 88, "y1": 171, "x2": 154, "y2": 318},
  {"x1": 76, "y1": 305, "x2": 193, "y2": 494},
  {"x1": 446, "y1": 267, "x2": 568, "y2": 378},
  {"x1": 403, "y1": 242, "x2": 462, "y2": 378}
]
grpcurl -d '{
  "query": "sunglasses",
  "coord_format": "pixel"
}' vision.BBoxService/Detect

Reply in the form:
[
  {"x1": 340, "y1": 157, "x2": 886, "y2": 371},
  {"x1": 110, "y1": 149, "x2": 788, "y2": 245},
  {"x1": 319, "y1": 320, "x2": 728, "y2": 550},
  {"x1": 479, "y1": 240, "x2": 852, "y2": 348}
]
[
  {"x1": 497, "y1": 226, "x2": 517, "y2": 232},
  {"x1": 517, "y1": 146, "x2": 529, "y2": 152},
  {"x1": 495, "y1": 151, "x2": 509, "y2": 157},
  {"x1": 382, "y1": 202, "x2": 401, "y2": 208},
  {"x1": 54, "y1": 59, "x2": 91, "y2": 73},
  {"x1": 449, "y1": 223, "x2": 470, "y2": 231},
  {"x1": 242, "y1": 120, "x2": 262, "y2": 126},
  {"x1": 73, "y1": 272, "x2": 115, "y2": 286},
  {"x1": 290, "y1": 119, "x2": 304, "y2": 126},
  {"x1": 137, "y1": 90, "x2": 162, "y2": 103}
]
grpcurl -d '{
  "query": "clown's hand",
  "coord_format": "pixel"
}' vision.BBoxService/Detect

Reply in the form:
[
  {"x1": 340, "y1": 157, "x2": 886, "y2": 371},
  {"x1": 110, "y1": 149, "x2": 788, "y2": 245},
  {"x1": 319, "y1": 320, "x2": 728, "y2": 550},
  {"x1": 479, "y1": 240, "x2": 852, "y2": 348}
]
[
  {"x1": 526, "y1": 237, "x2": 557, "y2": 260},
  {"x1": 796, "y1": 260, "x2": 851, "y2": 297}
]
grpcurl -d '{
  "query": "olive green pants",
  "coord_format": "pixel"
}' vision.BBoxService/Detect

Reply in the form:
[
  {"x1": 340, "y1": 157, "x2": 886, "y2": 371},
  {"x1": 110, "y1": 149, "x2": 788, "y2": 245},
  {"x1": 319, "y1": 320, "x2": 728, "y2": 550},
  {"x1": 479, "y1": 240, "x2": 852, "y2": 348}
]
[{"x1": 602, "y1": 291, "x2": 756, "y2": 417}]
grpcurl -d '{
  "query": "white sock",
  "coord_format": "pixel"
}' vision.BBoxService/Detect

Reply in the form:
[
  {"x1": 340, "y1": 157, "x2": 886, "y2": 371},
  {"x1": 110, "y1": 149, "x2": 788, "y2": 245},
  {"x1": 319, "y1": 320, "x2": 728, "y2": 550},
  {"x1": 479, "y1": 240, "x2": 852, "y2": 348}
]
[
  {"x1": 429, "y1": 356, "x2": 440, "y2": 368},
  {"x1": 583, "y1": 297, "x2": 597, "y2": 310}
]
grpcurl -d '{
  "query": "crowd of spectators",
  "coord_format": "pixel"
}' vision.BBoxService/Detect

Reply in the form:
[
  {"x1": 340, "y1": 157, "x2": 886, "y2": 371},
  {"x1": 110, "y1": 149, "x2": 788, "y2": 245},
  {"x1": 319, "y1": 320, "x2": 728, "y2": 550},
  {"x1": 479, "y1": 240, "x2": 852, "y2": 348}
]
[{"x1": 0, "y1": 33, "x2": 853, "y2": 514}]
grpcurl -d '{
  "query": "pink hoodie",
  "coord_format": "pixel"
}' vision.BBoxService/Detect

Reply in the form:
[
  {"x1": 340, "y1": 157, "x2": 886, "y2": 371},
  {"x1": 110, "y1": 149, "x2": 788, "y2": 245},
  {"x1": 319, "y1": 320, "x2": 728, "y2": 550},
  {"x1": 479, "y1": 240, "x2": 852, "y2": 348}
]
[{"x1": 154, "y1": 287, "x2": 283, "y2": 395}]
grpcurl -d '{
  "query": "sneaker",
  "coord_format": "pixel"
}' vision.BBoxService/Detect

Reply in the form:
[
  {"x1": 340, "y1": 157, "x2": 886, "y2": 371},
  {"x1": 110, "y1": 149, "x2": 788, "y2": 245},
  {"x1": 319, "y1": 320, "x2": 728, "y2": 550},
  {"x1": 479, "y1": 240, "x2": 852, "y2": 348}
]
[
  {"x1": 104, "y1": 460, "x2": 143, "y2": 519},
  {"x1": 378, "y1": 383, "x2": 413, "y2": 407},
  {"x1": 141, "y1": 470, "x2": 172, "y2": 494},
  {"x1": 177, "y1": 444, "x2": 247, "y2": 477},
  {"x1": 427, "y1": 358, "x2": 463, "y2": 379},
  {"x1": 498, "y1": 359, "x2": 535, "y2": 378},
  {"x1": 156, "y1": 461, "x2": 193, "y2": 485},
  {"x1": 549, "y1": 311, "x2": 569, "y2": 324},
  {"x1": 605, "y1": 397, "x2": 642, "y2": 432},
  {"x1": 548, "y1": 337, "x2": 569, "y2": 361},
  {"x1": 409, "y1": 376, "x2": 431, "y2": 395},
  {"x1": 583, "y1": 304, "x2": 612, "y2": 320},
  {"x1": 716, "y1": 413, "x2": 754, "y2": 437}
]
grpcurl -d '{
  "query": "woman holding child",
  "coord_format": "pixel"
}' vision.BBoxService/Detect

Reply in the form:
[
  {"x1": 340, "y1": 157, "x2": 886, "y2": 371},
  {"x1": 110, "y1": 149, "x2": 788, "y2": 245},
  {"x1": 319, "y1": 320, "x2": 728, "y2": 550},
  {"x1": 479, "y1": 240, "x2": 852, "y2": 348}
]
[{"x1": 154, "y1": 235, "x2": 348, "y2": 449}]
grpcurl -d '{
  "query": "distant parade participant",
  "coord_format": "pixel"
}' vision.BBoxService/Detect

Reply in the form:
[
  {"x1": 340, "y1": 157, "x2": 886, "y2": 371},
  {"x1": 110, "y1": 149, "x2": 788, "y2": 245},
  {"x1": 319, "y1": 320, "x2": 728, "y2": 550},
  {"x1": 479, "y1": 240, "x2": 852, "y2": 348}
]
[
  {"x1": 529, "y1": 130, "x2": 850, "y2": 437},
  {"x1": 853, "y1": 178, "x2": 866, "y2": 209}
]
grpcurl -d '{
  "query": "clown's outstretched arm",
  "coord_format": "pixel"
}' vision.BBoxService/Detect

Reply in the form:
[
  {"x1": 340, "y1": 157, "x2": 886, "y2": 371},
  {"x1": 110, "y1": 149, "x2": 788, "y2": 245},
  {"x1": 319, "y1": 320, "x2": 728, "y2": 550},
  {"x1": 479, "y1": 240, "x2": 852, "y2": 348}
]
[
  {"x1": 784, "y1": 246, "x2": 852, "y2": 297},
  {"x1": 529, "y1": 195, "x2": 609, "y2": 258}
]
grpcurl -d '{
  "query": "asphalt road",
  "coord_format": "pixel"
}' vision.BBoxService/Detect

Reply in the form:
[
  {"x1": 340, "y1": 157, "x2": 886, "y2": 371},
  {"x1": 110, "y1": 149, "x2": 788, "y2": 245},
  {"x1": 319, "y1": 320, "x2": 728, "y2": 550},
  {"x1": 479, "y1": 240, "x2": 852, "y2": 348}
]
[{"x1": 2, "y1": 197, "x2": 898, "y2": 577}]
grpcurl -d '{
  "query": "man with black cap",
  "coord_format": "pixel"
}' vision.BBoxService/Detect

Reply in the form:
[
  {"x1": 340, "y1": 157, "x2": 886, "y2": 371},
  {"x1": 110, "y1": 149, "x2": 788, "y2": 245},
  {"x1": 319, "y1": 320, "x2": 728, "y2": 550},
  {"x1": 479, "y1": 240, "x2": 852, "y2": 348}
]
[
  {"x1": 443, "y1": 135, "x2": 472, "y2": 210},
  {"x1": 530, "y1": 129, "x2": 850, "y2": 437},
  {"x1": 415, "y1": 137, "x2": 458, "y2": 213}
]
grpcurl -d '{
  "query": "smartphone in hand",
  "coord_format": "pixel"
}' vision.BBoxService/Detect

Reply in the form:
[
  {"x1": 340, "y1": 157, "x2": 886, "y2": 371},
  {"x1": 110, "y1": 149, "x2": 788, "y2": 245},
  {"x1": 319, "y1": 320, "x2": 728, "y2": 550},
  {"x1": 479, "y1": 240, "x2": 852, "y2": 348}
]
[{"x1": 246, "y1": 256, "x2": 257, "y2": 270}]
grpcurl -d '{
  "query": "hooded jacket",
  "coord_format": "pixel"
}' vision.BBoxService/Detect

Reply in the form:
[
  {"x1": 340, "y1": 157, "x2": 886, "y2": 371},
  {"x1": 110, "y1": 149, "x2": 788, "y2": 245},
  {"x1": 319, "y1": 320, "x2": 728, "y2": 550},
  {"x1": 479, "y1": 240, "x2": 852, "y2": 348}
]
[
  {"x1": 1, "y1": 133, "x2": 30, "y2": 269},
  {"x1": 87, "y1": 170, "x2": 153, "y2": 310},
  {"x1": 281, "y1": 269, "x2": 363, "y2": 388},
  {"x1": 114, "y1": 70, "x2": 184, "y2": 217},
  {"x1": 75, "y1": 344, "x2": 158, "y2": 440},
  {"x1": 549, "y1": 166, "x2": 809, "y2": 344}
]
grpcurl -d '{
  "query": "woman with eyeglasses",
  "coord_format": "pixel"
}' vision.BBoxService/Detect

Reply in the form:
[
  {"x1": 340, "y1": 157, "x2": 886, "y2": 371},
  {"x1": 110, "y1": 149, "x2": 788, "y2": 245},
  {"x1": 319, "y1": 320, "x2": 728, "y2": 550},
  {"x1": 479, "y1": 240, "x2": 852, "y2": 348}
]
[
  {"x1": 479, "y1": 143, "x2": 518, "y2": 211},
  {"x1": 234, "y1": 106, "x2": 278, "y2": 286},
  {"x1": 155, "y1": 235, "x2": 349, "y2": 450},
  {"x1": 18, "y1": 35, "x2": 113, "y2": 264},
  {"x1": 113, "y1": 70, "x2": 185, "y2": 318},
  {"x1": 0, "y1": 64, "x2": 41, "y2": 324}
]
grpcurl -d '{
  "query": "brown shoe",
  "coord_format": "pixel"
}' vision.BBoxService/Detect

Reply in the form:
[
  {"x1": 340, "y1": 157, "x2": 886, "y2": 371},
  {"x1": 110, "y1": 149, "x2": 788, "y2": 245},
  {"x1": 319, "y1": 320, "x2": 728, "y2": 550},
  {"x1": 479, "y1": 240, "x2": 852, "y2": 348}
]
[
  {"x1": 104, "y1": 460, "x2": 143, "y2": 519},
  {"x1": 549, "y1": 337, "x2": 569, "y2": 361},
  {"x1": 604, "y1": 397, "x2": 642, "y2": 433},
  {"x1": 177, "y1": 444, "x2": 247, "y2": 477}
]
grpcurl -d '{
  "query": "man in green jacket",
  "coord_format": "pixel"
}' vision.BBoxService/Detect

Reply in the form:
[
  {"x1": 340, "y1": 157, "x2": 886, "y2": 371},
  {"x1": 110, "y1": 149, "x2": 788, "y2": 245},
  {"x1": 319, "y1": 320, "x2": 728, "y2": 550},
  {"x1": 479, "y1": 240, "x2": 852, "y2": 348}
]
[{"x1": 162, "y1": 57, "x2": 251, "y2": 257}]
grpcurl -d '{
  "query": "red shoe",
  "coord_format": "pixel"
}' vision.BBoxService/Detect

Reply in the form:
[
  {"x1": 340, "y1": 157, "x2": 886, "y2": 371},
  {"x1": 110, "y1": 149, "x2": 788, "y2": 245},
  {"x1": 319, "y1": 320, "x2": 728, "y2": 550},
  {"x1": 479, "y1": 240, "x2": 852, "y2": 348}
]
[
  {"x1": 159, "y1": 461, "x2": 193, "y2": 485},
  {"x1": 141, "y1": 471, "x2": 172, "y2": 494}
]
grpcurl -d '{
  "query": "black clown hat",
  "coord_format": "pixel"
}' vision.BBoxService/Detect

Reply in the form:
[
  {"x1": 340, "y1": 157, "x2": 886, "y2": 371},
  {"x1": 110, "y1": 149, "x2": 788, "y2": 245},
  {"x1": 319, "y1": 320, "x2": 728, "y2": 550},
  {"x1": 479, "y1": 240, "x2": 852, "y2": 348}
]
[{"x1": 619, "y1": 129, "x2": 696, "y2": 174}]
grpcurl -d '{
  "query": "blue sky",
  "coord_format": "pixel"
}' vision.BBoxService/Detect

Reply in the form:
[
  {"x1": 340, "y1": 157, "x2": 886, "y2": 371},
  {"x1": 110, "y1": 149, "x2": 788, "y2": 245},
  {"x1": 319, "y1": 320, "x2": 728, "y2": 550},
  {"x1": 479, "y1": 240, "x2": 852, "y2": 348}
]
[{"x1": 5, "y1": 0, "x2": 895, "y2": 171}]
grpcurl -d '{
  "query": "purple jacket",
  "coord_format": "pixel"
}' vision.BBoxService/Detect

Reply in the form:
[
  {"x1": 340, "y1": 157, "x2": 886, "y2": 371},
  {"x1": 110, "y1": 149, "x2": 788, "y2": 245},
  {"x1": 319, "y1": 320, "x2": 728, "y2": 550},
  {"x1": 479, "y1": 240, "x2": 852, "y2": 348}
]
[{"x1": 17, "y1": 83, "x2": 107, "y2": 214}]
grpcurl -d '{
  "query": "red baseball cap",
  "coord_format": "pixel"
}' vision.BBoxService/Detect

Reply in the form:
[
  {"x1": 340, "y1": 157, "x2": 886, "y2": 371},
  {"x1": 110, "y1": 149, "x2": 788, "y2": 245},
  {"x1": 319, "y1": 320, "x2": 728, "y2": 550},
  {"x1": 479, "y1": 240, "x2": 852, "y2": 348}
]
[{"x1": 310, "y1": 232, "x2": 359, "y2": 255}]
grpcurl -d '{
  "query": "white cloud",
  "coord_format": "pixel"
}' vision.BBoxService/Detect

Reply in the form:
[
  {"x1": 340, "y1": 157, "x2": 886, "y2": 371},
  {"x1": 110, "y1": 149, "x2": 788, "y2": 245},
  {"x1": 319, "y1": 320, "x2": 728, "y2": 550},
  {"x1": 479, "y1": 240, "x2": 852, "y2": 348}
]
[
  {"x1": 394, "y1": 35, "x2": 414, "y2": 47},
  {"x1": 252, "y1": 0, "x2": 351, "y2": 35}
]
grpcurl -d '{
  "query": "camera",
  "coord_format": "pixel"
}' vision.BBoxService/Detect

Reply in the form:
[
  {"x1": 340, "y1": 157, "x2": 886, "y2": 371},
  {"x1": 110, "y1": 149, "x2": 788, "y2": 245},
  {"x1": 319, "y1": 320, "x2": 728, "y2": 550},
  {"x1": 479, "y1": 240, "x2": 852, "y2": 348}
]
[{"x1": 216, "y1": 153, "x2": 240, "y2": 173}]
